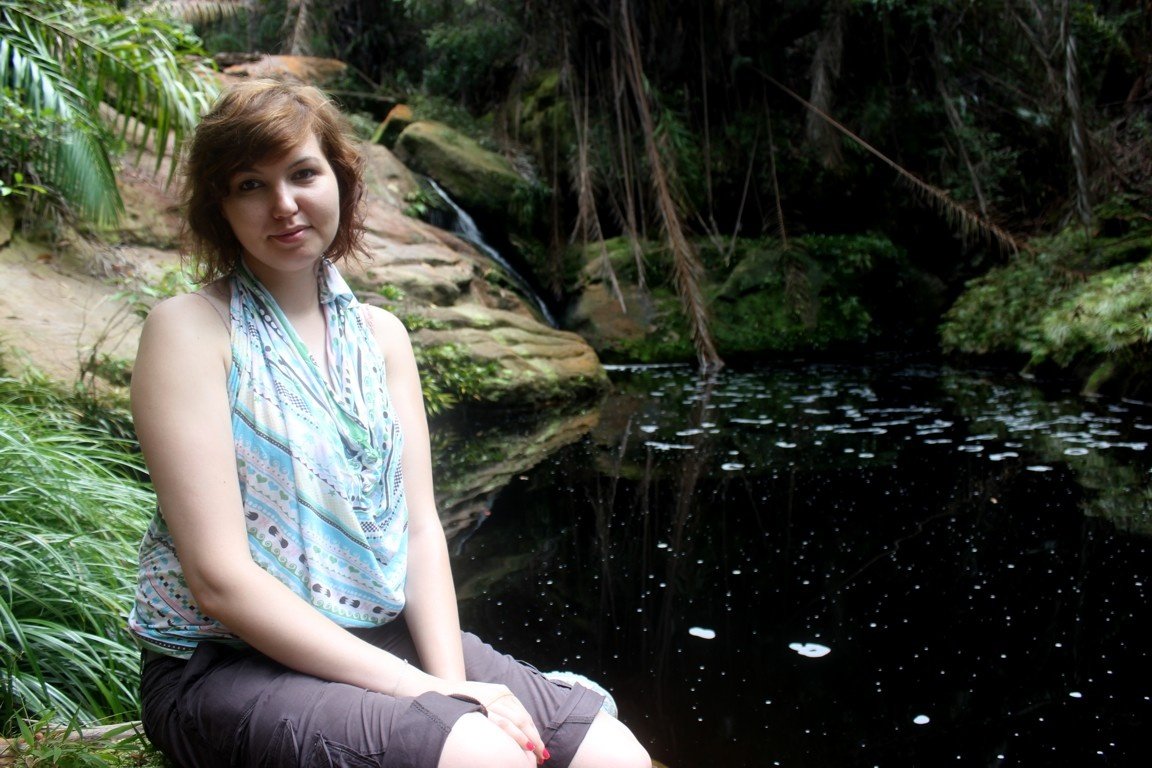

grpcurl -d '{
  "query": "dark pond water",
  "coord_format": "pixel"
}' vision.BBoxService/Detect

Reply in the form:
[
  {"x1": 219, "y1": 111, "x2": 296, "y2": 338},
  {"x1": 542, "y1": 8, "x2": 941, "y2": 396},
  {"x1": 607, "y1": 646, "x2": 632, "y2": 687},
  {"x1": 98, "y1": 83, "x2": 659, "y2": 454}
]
[{"x1": 434, "y1": 360, "x2": 1152, "y2": 768}]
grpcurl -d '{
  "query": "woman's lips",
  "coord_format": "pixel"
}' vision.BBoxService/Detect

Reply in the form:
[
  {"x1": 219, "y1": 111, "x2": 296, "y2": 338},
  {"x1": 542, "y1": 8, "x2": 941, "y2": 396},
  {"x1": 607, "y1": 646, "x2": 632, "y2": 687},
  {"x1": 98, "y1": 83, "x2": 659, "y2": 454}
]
[{"x1": 270, "y1": 226, "x2": 309, "y2": 243}]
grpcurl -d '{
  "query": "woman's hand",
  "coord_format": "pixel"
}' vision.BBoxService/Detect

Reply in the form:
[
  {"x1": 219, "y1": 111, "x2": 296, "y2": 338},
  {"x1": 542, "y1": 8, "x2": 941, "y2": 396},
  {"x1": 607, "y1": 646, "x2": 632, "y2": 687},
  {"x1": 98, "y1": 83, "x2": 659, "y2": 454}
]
[{"x1": 450, "y1": 681, "x2": 548, "y2": 764}]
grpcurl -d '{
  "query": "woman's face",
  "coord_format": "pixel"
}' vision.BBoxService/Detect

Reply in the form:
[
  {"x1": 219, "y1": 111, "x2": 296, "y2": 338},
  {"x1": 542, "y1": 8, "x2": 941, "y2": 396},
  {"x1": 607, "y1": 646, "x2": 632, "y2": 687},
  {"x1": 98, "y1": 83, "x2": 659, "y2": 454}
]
[{"x1": 221, "y1": 132, "x2": 340, "y2": 281}]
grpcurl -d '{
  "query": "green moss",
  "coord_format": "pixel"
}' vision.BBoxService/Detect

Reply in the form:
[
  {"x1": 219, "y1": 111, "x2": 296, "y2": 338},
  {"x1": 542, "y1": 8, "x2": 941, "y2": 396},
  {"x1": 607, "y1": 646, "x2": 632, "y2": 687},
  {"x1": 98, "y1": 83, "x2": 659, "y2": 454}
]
[
  {"x1": 414, "y1": 343, "x2": 505, "y2": 415},
  {"x1": 376, "y1": 284, "x2": 406, "y2": 302}
]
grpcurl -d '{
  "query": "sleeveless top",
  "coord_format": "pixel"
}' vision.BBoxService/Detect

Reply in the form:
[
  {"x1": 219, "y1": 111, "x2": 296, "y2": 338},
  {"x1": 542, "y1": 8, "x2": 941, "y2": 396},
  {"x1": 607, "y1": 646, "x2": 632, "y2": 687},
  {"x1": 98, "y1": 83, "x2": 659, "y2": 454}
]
[{"x1": 128, "y1": 261, "x2": 409, "y2": 657}]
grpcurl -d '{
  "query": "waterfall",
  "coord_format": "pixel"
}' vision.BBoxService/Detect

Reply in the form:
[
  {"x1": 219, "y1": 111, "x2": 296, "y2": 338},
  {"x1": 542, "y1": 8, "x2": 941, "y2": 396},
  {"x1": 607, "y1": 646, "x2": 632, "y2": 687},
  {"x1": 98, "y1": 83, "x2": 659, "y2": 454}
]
[{"x1": 425, "y1": 179, "x2": 557, "y2": 327}]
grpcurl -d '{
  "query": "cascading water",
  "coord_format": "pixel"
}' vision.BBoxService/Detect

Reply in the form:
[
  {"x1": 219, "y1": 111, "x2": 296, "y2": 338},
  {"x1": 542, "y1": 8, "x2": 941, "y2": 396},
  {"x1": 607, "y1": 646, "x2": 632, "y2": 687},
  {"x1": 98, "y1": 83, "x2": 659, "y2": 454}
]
[{"x1": 425, "y1": 179, "x2": 557, "y2": 327}]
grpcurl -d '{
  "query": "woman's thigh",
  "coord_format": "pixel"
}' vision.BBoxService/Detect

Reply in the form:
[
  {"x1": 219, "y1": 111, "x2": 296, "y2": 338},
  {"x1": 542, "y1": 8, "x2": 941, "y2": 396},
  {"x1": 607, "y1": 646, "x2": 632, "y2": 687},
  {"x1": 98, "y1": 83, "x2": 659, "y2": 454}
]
[
  {"x1": 141, "y1": 641, "x2": 482, "y2": 768},
  {"x1": 141, "y1": 620, "x2": 606, "y2": 768}
]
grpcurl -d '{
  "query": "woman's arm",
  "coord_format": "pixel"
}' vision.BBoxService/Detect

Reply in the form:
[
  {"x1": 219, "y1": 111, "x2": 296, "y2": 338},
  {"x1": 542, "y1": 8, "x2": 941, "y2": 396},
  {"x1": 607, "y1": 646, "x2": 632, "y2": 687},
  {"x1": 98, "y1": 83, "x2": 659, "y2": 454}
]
[
  {"x1": 131, "y1": 295, "x2": 447, "y2": 698},
  {"x1": 367, "y1": 307, "x2": 547, "y2": 757},
  {"x1": 367, "y1": 306, "x2": 467, "y2": 681}
]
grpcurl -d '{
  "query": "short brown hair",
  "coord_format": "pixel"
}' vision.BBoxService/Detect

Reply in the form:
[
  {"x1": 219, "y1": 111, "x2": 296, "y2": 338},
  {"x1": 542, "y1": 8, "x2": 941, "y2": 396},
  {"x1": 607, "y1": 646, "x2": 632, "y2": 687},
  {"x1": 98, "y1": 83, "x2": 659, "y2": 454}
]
[{"x1": 182, "y1": 79, "x2": 366, "y2": 281}]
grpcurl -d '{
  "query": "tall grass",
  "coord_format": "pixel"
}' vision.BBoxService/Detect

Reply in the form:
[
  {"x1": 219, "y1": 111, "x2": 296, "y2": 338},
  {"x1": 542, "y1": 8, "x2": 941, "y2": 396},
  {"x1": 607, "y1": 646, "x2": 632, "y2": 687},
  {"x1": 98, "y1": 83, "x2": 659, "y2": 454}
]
[{"x1": 0, "y1": 375, "x2": 151, "y2": 733}]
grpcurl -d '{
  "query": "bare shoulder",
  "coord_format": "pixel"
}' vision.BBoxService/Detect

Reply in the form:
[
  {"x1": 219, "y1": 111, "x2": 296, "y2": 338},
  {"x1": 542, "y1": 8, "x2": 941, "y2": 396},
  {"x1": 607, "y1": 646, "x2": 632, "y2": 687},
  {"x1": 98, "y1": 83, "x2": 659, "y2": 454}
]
[
  {"x1": 137, "y1": 289, "x2": 231, "y2": 371},
  {"x1": 361, "y1": 303, "x2": 413, "y2": 358}
]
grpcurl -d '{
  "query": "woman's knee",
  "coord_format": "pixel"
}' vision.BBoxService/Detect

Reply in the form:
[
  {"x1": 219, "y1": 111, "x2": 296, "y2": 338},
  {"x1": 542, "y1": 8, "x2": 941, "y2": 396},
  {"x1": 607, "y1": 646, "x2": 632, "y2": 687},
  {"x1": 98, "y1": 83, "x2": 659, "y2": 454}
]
[
  {"x1": 570, "y1": 713, "x2": 651, "y2": 768},
  {"x1": 438, "y1": 712, "x2": 536, "y2": 768}
]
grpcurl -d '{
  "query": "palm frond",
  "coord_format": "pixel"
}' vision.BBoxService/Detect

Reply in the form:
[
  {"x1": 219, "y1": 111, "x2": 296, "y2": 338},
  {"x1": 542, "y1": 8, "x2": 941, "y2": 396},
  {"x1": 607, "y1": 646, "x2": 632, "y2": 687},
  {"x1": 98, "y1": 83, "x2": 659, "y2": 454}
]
[
  {"x1": 147, "y1": 0, "x2": 249, "y2": 26},
  {"x1": 0, "y1": 0, "x2": 216, "y2": 225},
  {"x1": 617, "y1": 1, "x2": 723, "y2": 372}
]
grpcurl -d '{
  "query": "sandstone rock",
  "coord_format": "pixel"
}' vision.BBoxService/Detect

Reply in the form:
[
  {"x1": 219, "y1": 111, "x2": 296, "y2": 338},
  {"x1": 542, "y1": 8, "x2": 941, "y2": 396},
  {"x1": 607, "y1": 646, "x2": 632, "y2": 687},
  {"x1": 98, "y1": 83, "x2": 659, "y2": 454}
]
[
  {"x1": 409, "y1": 304, "x2": 607, "y2": 407},
  {"x1": 221, "y1": 54, "x2": 347, "y2": 88},
  {"x1": 376, "y1": 104, "x2": 414, "y2": 149},
  {"x1": 565, "y1": 237, "x2": 688, "y2": 363}
]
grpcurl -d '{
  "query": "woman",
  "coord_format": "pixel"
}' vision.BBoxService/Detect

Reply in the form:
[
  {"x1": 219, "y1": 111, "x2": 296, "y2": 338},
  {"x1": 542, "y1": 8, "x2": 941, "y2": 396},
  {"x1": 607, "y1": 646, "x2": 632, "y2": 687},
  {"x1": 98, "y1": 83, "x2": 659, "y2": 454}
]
[{"x1": 127, "y1": 79, "x2": 650, "y2": 768}]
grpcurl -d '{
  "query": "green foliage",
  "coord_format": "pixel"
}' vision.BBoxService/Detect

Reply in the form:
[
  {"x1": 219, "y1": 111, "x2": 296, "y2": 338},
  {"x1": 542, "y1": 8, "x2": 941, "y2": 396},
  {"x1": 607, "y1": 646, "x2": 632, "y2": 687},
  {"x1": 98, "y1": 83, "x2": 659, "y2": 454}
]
[
  {"x1": 5, "y1": 715, "x2": 161, "y2": 767},
  {"x1": 0, "y1": 85, "x2": 58, "y2": 202},
  {"x1": 1039, "y1": 262, "x2": 1152, "y2": 367},
  {"x1": 0, "y1": 0, "x2": 216, "y2": 226},
  {"x1": 413, "y1": 343, "x2": 504, "y2": 416},
  {"x1": 422, "y1": 11, "x2": 519, "y2": 109},
  {"x1": 402, "y1": 184, "x2": 447, "y2": 220},
  {"x1": 712, "y1": 234, "x2": 901, "y2": 355},
  {"x1": 939, "y1": 253, "x2": 1069, "y2": 358},
  {"x1": 376, "y1": 284, "x2": 406, "y2": 303},
  {"x1": 115, "y1": 264, "x2": 197, "y2": 320},
  {"x1": 0, "y1": 171, "x2": 45, "y2": 202},
  {"x1": 941, "y1": 215, "x2": 1152, "y2": 390},
  {"x1": 1, "y1": 376, "x2": 151, "y2": 733}
]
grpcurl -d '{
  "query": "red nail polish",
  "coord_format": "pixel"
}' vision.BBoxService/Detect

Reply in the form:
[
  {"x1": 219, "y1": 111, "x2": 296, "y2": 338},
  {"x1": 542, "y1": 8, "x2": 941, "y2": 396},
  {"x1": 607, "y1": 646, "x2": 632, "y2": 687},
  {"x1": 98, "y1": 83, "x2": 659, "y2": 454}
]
[
  {"x1": 543, "y1": 748, "x2": 551, "y2": 760},
  {"x1": 525, "y1": 742, "x2": 535, "y2": 751}
]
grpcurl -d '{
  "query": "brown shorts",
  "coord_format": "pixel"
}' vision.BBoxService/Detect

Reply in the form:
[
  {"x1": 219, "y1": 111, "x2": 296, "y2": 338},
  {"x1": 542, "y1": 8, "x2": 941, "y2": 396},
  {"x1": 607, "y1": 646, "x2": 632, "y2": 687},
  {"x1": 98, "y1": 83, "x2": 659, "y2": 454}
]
[{"x1": 140, "y1": 617, "x2": 605, "y2": 768}]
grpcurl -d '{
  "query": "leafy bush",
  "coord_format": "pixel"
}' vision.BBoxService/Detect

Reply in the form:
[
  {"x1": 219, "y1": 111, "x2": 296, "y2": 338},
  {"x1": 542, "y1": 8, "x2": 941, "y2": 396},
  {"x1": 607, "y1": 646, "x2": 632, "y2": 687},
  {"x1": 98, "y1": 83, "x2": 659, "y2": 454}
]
[
  {"x1": 1, "y1": 377, "x2": 151, "y2": 733},
  {"x1": 939, "y1": 252, "x2": 1076, "y2": 359},
  {"x1": 940, "y1": 215, "x2": 1152, "y2": 392},
  {"x1": 711, "y1": 233, "x2": 903, "y2": 355}
]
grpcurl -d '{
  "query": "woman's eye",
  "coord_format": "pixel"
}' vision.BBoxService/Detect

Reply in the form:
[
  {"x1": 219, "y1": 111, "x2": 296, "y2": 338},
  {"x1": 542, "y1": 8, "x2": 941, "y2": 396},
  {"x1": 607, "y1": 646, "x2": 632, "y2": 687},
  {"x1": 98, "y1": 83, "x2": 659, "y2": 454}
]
[
  {"x1": 236, "y1": 178, "x2": 261, "y2": 192},
  {"x1": 294, "y1": 168, "x2": 318, "y2": 181}
]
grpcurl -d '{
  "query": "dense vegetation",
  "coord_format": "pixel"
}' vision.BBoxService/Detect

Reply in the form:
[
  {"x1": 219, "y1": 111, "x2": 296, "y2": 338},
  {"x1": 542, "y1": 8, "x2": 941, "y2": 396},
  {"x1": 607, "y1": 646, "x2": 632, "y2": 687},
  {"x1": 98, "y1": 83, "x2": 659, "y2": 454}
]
[
  {"x1": 0, "y1": 373, "x2": 156, "y2": 763},
  {"x1": 186, "y1": 0, "x2": 1152, "y2": 379},
  {"x1": 5, "y1": 0, "x2": 1152, "y2": 385}
]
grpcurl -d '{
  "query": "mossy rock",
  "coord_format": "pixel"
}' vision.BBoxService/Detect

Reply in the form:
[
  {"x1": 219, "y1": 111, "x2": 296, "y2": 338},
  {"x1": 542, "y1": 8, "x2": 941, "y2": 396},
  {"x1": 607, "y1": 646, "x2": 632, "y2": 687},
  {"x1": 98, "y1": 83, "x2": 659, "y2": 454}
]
[
  {"x1": 393, "y1": 121, "x2": 544, "y2": 239},
  {"x1": 939, "y1": 210, "x2": 1152, "y2": 396},
  {"x1": 408, "y1": 304, "x2": 608, "y2": 409},
  {"x1": 565, "y1": 233, "x2": 915, "y2": 363},
  {"x1": 564, "y1": 237, "x2": 692, "y2": 364}
]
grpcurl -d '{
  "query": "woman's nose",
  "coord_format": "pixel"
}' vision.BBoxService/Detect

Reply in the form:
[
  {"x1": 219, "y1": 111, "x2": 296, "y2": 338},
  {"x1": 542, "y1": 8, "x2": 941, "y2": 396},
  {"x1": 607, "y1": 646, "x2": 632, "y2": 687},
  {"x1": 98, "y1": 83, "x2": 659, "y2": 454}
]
[{"x1": 271, "y1": 184, "x2": 298, "y2": 217}]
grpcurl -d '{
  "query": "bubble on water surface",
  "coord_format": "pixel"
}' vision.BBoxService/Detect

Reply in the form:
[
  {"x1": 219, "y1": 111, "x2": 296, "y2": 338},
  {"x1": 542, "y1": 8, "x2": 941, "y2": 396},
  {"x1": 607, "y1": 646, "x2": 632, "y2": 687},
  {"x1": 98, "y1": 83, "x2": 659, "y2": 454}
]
[
  {"x1": 789, "y1": 642, "x2": 831, "y2": 658},
  {"x1": 721, "y1": 462, "x2": 745, "y2": 471},
  {"x1": 776, "y1": 441, "x2": 797, "y2": 448},
  {"x1": 989, "y1": 452, "x2": 1019, "y2": 461},
  {"x1": 640, "y1": 424, "x2": 658, "y2": 433},
  {"x1": 913, "y1": 715, "x2": 931, "y2": 725},
  {"x1": 1064, "y1": 447, "x2": 1090, "y2": 456},
  {"x1": 1026, "y1": 465, "x2": 1053, "y2": 472},
  {"x1": 646, "y1": 441, "x2": 694, "y2": 451},
  {"x1": 689, "y1": 627, "x2": 717, "y2": 639}
]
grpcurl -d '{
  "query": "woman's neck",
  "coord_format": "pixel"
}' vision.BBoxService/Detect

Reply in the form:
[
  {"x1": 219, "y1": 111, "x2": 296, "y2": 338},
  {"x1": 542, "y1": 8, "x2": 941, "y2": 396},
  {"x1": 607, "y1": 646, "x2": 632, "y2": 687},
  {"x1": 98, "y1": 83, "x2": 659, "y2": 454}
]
[{"x1": 241, "y1": 257, "x2": 323, "y2": 320}]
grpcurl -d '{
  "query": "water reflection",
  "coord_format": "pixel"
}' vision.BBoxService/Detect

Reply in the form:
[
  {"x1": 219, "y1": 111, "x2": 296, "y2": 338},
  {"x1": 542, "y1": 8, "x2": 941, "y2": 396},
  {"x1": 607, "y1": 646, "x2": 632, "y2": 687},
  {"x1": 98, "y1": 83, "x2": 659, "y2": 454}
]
[{"x1": 435, "y1": 361, "x2": 1152, "y2": 767}]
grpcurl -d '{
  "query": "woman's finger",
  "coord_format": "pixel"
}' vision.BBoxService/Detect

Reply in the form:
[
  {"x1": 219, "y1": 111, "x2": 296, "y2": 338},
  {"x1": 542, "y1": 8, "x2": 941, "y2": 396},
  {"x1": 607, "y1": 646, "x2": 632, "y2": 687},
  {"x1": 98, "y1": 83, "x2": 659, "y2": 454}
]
[{"x1": 486, "y1": 696, "x2": 547, "y2": 762}]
